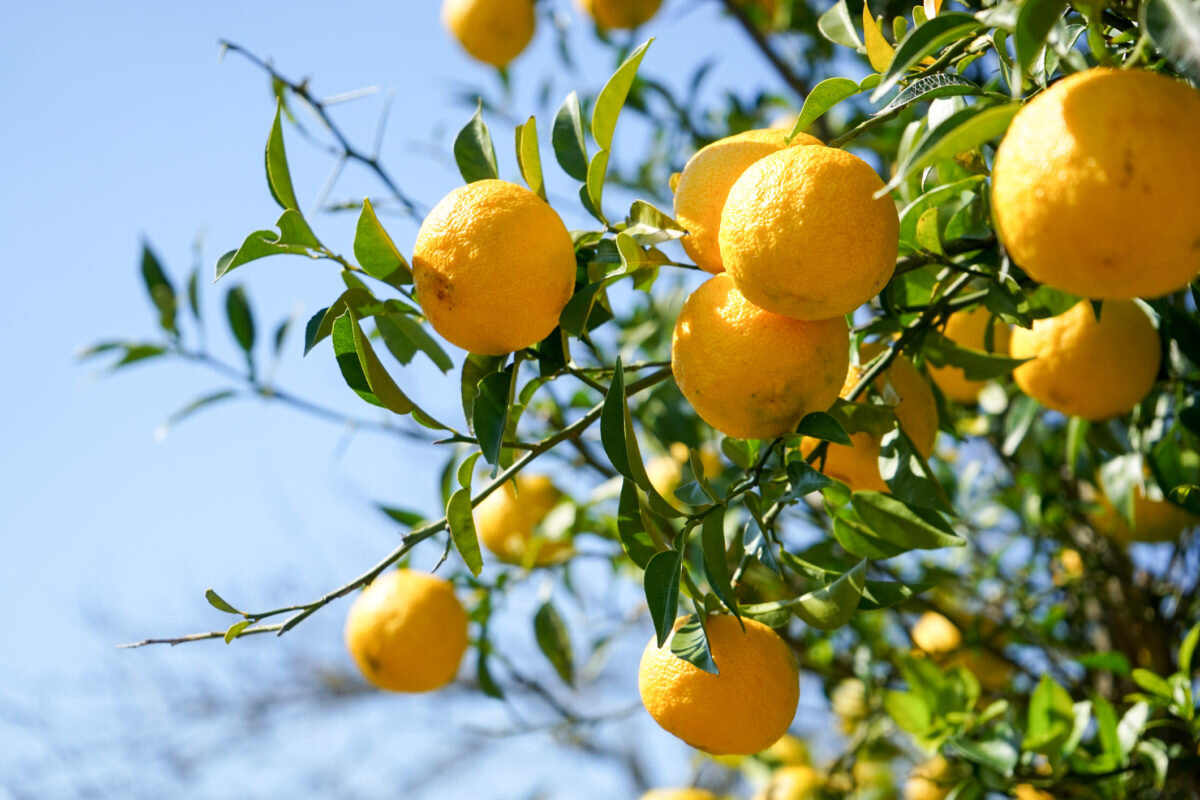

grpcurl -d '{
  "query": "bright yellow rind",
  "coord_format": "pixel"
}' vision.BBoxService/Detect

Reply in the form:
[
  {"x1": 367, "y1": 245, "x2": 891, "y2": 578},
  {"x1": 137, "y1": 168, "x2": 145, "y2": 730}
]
[
  {"x1": 442, "y1": 0, "x2": 535, "y2": 67},
  {"x1": 927, "y1": 306, "x2": 1013, "y2": 404},
  {"x1": 578, "y1": 0, "x2": 662, "y2": 29},
  {"x1": 474, "y1": 474, "x2": 572, "y2": 566}
]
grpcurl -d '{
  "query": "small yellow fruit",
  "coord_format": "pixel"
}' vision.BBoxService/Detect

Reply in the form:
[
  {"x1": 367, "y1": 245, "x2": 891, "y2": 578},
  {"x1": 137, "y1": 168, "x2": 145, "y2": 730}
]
[
  {"x1": 831, "y1": 677, "x2": 868, "y2": 723},
  {"x1": 762, "y1": 765, "x2": 822, "y2": 800},
  {"x1": 762, "y1": 734, "x2": 810, "y2": 766},
  {"x1": 672, "y1": 274, "x2": 849, "y2": 440},
  {"x1": 992, "y1": 68, "x2": 1200, "y2": 300},
  {"x1": 720, "y1": 145, "x2": 899, "y2": 320},
  {"x1": 640, "y1": 790, "x2": 719, "y2": 800},
  {"x1": 1009, "y1": 300, "x2": 1160, "y2": 421},
  {"x1": 852, "y1": 757, "x2": 893, "y2": 789},
  {"x1": 904, "y1": 755, "x2": 953, "y2": 800},
  {"x1": 442, "y1": 0, "x2": 535, "y2": 68},
  {"x1": 1057, "y1": 548, "x2": 1084, "y2": 580},
  {"x1": 344, "y1": 569, "x2": 468, "y2": 692},
  {"x1": 414, "y1": 180, "x2": 575, "y2": 356},
  {"x1": 1091, "y1": 483, "x2": 1199, "y2": 544},
  {"x1": 1013, "y1": 785, "x2": 1054, "y2": 800},
  {"x1": 474, "y1": 474, "x2": 572, "y2": 565},
  {"x1": 927, "y1": 306, "x2": 1013, "y2": 404},
  {"x1": 578, "y1": 0, "x2": 662, "y2": 28},
  {"x1": 912, "y1": 611, "x2": 1011, "y2": 691},
  {"x1": 673, "y1": 129, "x2": 821, "y2": 274},
  {"x1": 639, "y1": 615, "x2": 800, "y2": 755},
  {"x1": 804, "y1": 343, "x2": 938, "y2": 493},
  {"x1": 911, "y1": 611, "x2": 962, "y2": 654}
]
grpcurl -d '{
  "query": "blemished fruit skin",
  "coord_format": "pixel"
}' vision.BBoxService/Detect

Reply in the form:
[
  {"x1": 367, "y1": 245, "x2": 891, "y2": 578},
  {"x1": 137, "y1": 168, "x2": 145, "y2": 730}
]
[
  {"x1": 992, "y1": 68, "x2": 1200, "y2": 300},
  {"x1": 344, "y1": 570, "x2": 469, "y2": 693},
  {"x1": 1009, "y1": 300, "x2": 1160, "y2": 421},
  {"x1": 639, "y1": 615, "x2": 800, "y2": 756},
  {"x1": 1091, "y1": 483, "x2": 1200, "y2": 544},
  {"x1": 474, "y1": 474, "x2": 571, "y2": 565},
  {"x1": 673, "y1": 129, "x2": 821, "y2": 274},
  {"x1": 579, "y1": 0, "x2": 662, "y2": 29},
  {"x1": 671, "y1": 274, "x2": 849, "y2": 440},
  {"x1": 927, "y1": 306, "x2": 1013, "y2": 404},
  {"x1": 804, "y1": 343, "x2": 938, "y2": 493},
  {"x1": 442, "y1": 0, "x2": 535, "y2": 68},
  {"x1": 640, "y1": 790, "x2": 719, "y2": 800},
  {"x1": 413, "y1": 180, "x2": 575, "y2": 356},
  {"x1": 720, "y1": 145, "x2": 899, "y2": 320}
]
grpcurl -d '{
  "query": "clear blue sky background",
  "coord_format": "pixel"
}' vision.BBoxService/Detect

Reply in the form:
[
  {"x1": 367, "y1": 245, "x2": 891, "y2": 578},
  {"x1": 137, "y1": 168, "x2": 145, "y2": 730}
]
[{"x1": 0, "y1": 2, "x2": 849, "y2": 797}]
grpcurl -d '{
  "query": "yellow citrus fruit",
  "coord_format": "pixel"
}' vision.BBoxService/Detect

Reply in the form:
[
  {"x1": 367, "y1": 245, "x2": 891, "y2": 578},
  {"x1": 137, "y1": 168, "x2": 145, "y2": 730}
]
[
  {"x1": 672, "y1": 274, "x2": 849, "y2": 440},
  {"x1": 1014, "y1": 785, "x2": 1054, "y2": 800},
  {"x1": 639, "y1": 615, "x2": 800, "y2": 755},
  {"x1": 762, "y1": 734, "x2": 810, "y2": 766},
  {"x1": 1057, "y1": 548, "x2": 1084, "y2": 580},
  {"x1": 927, "y1": 306, "x2": 1013, "y2": 404},
  {"x1": 803, "y1": 343, "x2": 938, "y2": 493},
  {"x1": 992, "y1": 68, "x2": 1200, "y2": 300},
  {"x1": 904, "y1": 755, "x2": 953, "y2": 800},
  {"x1": 831, "y1": 677, "x2": 868, "y2": 725},
  {"x1": 578, "y1": 0, "x2": 662, "y2": 28},
  {"x1": 414, "y1": 179, "x2": 575, "y2": 356},
  {"x1": 442, "y1": 0, "x2": 535, "y2": 68},
  {"x1": 911, "y1": 611, "x2": 1011, "y2": 690},
  {"x1": 344, "y1": 569, "x2": 468, "y2": 692},
  {"x1": 1091, "y1": 483, "x2": 1199, "y2": 544},
  {"x1": 911, "y1": 610, "x2": 961, "y2": 654},
  {"x1": 720, "y1": 145, "x2": 899, "y2": 320},
  {"x1": 648, "y1": 442, "x2": 725, "y2": 505},
  {"x1": 852, "y1": 758, "x2": 893, "y2": 789},
  {"x1": 1009, "y1": 300, "x2": 1160, "y2": 421},
  {"x1": 673, "y1": 129, "x2": 821, "y2": 274},
  {"x1": 640, "y1": 791, "x2": 718, "y2": 800},
  {"x1": 474, "y1": 474, "x2": 572, "y2": 566},
  {"x1": 761, "y1": 766, "x2": 822, "y2": 800}
]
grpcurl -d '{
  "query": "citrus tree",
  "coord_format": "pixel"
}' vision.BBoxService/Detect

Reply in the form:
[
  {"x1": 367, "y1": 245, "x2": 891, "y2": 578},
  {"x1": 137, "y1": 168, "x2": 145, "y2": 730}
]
[{"x1": 87, "y1": 0, "x2": 1200, "y2": 796}]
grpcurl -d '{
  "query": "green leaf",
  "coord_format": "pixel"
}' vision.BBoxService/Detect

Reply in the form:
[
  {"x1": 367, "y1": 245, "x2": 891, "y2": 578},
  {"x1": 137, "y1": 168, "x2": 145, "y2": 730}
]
[
  {"x1": 670, "y1": 614, "x2": 718, "y2": 675},
  {"x1": 473, "y1": 367, "x2": 513, "y2": 467},
  {"x1": 477, "y1": 648, "x2": 504, "y2": 699},
  {"x1": 354, "y1": 198, "x2": 412, "y2": 287},
  {"x1": 785, "y1": 459, "x2": 834, "y2": 499},
  {"x1": 898, "y1": 176, "x2": 986, "y2": 246},
  {"x1": 1142, "y1": 0, "x2": 1200, "y2": 84},
  {"x1": 878, "y1": 73, "x2": 983, "y2": 115},
  {"x1": 378, "y1": 505, "x2": 425, "y2": 527},
  {"x1": 625, "y1": 199, "x2": 687, "y2": 245},
  {"x1": 140, "y1": 243, "x2": 177, "y2": 334},
  {"x1": 879, "y1": 428, "x2": 953, "y2": 513},
  {"x1": 1168, "y1": 484, "x2": 1200, "y2": 515},
  {"x1": 946, "y1": 736, "x2": 1017, "y2": 776},
  {"x1": 922, "y1": 329, "x2": 1028, "y2": 379},
  {"x1": 552, "y1": 91, "x2": 589, "y2": 181},
  {"x1": 796, "y1": 411, "x2": 852, "y2": 445},
  {"x1": 225, "y1": 285, "x2": 256, "y2": 357},
  {"x1": 1117, "y1": 702, "x2": 1149, "y2": 759},
  {"x1": 818, "y1": 0, "x2": 864, "y2": 48},
  {"x1": 1136, "y1": 739, "x2": 1170, "y2": 789},
  {"x1": 585, "y1": 150, "x2": 610, "y2": 223},
  {"x1": 882, "y1": 103, "x2": 1020, "y2": 194},
  {"x1": 592, "y1": 39, "x2": 652, "y2": 151},
  {"x1": 205, "y1": 588, "x2": 243, "y2": 615},
  {"x1": 1131, "y1": 668, "x2": 1173, "y2": 699},
  {"x1": 156, "y1": 390, "x2": 238, "y2": 441},
  {"x1": 1002, "y1": 393, "x2": 1039, "y2": 456},
  {"x1": 1076, "y1": 651, "x2": 1131, "y2": 675},
  {"x1": 1100, "y1": 453, "x2": 1142, "y2": 527},
  {"x1": 884, "y1": 689, "x2": 932, "y2": 734},
  {"x1": 1179, "y1": 620, "x2": 1200, "y2": 675},
  {"x1": 792, "y1": 559, "x2": 866, "y2": 630},
  {"x1": 215, "y1": 210, "x2": 322, "y2": 280},
  {"x1": 740, "y1": 600, "x2": 794, "y2": 628},
  {"x1": 376, "y1": 312, "x2": 453, "y2": 373},
  {"x1": 617, "y1": 479, "x2": 657, "y2": 568},
  {"x1": 223, "y1": 619, "x2": 253, "y2": 644},
  {"x1": 533, "y1": 601, "x2": 574, "y2": 685},
  {"x1": 461, "y1": 353, "x2": 505, "y2": 427},
  {"x1": 1015, "y1": 0, "x2": 1068, "y2": 79},
  {"x1": 454, "y1": 101, "x2": 499, "y2": 183},
  {"x1": 786, "y1": 77, "x2": 860, "y2": 141},
  {"x1": 186, "y1": 266, "x2": 202, "y2": 323},
  {"x1": 859, "y1": 579, "x2": 933, "y2": 610},
  {"x1": 303, "y1": 288, "x2": 377, "y2": 355},
  {"x1": 871, "y1": 13, "x2": 984, "y2": 102},
  {"x1": 447, "y1": 488, "x2": 483, "y2": 576},
  {"x1": 514, "y1": 116, "x2": 546, "y2": 200},
  {"x1": 701, "y1": 506, "x2": 737, "y2": 615},
  {"x1": 850, "y1": 491, "x2": 963, "y2": 553},
  {"x1": 265, "y1": 101, "x2": 299, "y2": 211},
  {"x1": 1023, "y1": 674, "x2": 1075, "y2": 754},
  {"x1": 331, "y1": 309, "x2": 416, "y2": 415},
  {"x1": 644, "y1": 549, "x2": 683, "y2": 647}
]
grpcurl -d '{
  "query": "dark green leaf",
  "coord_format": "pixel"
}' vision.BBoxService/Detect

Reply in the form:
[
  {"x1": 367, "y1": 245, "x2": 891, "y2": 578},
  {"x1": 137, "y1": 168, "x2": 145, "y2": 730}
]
[
  {"x1": 796, "y1": 411, "x2": 852, "y2": 445},
  {"x1": 214, "y1": 210, "x2": 321, "y2": 280},
  {"x1": 883, "y1": 103, "x2": 1020, "y2": 193},
  {"x1": 1015, "y1": 0, "x2": 1069, "y2": 78},
  {"x1": 785, "y1": 459, "x2": 833, "y2": 499},
  {"x1": 859, "y1": 579, "x2": 933, "y2": 610},
  {"x1": 879, "y1": 427, "x2": 954, "y2": 513},
  {"x1": 552, "y1": 91, "x2": 589, "y2": 181},
  {"x1": 265, "y1": 101, "x2": 299, "y2": 211},
  {"x1": 378, "y1": 505, "x2": 425, "y2": 527},
  {"x1": 921, "y1": 330, "x2": 1027, "y2": 380},
  {"x1": 1076, "y1": 651, "x2": 1131, "y2": 675},
  {"x1": 872, "y1": 14, "x2": 984, "y2": 102},
  {"x1": 140, "y1": 243, "x2": 177, "y2": 334},
  {"x1": 791, "y1": 559, "x2": 866, "y2": 630},
  {"x1": 644, "y1": 549, "x2": 683, "y2": 647},
  {"x1": 461, "y1": 353, "x2": 505, "y2": 427},
  {"x1": 617, "y1": 479, "x2": 657, "y2": 568},
  {"x1": 354, "y1": 197, "x2": 412, "y2": 287},
  {"x1": 477, "y1": 649, "x2": 504, "y2": 699},
  {"x1": 878, "y1": 73, "x2": 983, "y2": 115},
  {"x1": 447, "y1": 488, "x2": 483, "y2": 576},
  {"x1": 701, "y1": 506, "x2": 736, "y2": 615},
  {"x1": 1168, "y1": 484, "x2": 1200, "y2": 515},
  {"x1": 1002, "y1": 394, "x2": 1039, "y2": 456},
  {"x1": 591, "y1": 38, "x2": 652, "y2": 151},
  {"x1": 850, "y1": 491, "x2": 963, "y2": 553},
  {"x1": 1142, "y1": 0, "x2": 1200, "y2": 84},
  {"x1": 454, "y1": 101, "x2": 499, "y2": 183},
  {"x1": 670, "y1": 614, "x2": 718, "y2": 675},
  {"x1": 534, "y1": 601, "x2": 574, "y2": 685},
  {"x1": 787, "y1": 77, "x2": 860, "y2": 141},
  {"x1": 331, "y1": 309, "x2": 417, "y2": 415},
  {"x1": 225, "y1": 285, "x2": 256, "y2": 357},
  {"x1": 378, "y1": 312, "x2": 452, "y2": 373},
  {"x1": 473, "y1": 368, "x2": 513, "y2": 467}
]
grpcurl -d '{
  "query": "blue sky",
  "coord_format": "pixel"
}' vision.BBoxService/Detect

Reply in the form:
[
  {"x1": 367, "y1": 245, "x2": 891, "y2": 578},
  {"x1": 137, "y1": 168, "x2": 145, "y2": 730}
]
[{"x1": 0, "y1": 2, "x2": 840, "y2": 796}]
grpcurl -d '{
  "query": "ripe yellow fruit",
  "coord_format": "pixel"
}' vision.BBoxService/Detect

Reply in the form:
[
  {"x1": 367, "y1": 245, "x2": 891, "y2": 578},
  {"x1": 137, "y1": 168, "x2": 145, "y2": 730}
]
[
  {"x1": 413, "y1": 180, "x2": 575, "y2": 356},
  {"x1": 904, "y1": 755, "x2": 953, "y2": 800},
  {"x1": 648, "y1": 442, "x2": 725, "y2": 506},
  {"x1": 578, "y1": 0, "x2": 662, "y2": 28},
  {"x1": 1009, "y1": 300, "x2": 1160, "y2": 421},
  {"x1": 639, "y1": 615, "x2": 800, "y2": 755},
  {"x1": 1057, "y1": 548, "x2": 1084, "y2": 579},
  {"x1": 761, "y1": 734, "x2": 810, "y2": 766},
  {"x1": 442, "y1": 0, "x2": 535, "y2": 68},
  {"x1": 673, "y1": 129, "x2": 821, "y2": 274},
  {"x1": 927, "y1": 306, "x2": 1013, "y2": 404},
  {"x1": 831, "y1": 677, "x2": 868, "y2": 730},
  {"x1": 760, "y1": 765, "x2": 822, "y2": 800},
  {"x1": 640, "y1": 790, "x2": 718, "y2": 800},
  {"x1": 474, "y1": 474, "x2": 572, "y2": 565},
  {"x1": 344, "y1": 569, "x2": 468, "y2": 692},
  {"x1": 911, "y1": 610, "x2": 961, "y2": 655},
  {"x1": 672, "y1": 274, "x2": 849, "y2": 440},
  {"x1": 992, "y1": 68, "x2": 1200, "y2": 300},
  {"x1": 804, "y1": 343, "x2": 938, "y2": 493},
  {"x1": 911, "y1": 611, "x2": 1011, "y2": 691},
  {"x1": 720, "y1": 145, "x2": 899, "y2": 320},
  {"x1": 1014, "y1": 785, "x2": 1054, "y2": 800},
  {"x1": 1091, "y1": 483, "x2": 1199, "y2": 544}
]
